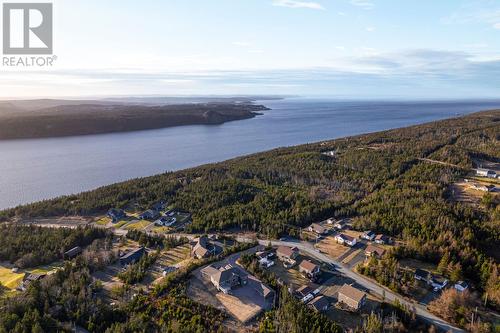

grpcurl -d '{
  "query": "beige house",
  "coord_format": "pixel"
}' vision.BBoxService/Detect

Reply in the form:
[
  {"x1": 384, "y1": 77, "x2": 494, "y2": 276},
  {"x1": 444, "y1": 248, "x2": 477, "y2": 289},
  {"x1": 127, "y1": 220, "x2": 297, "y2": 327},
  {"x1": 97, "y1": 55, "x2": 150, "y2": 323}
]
[
  {"x1": 337, "y1": 284, "x2": 366, "y2": 310},
  {"x1": 276, "y1": 246, "x2": 299, "y2": 263},
  {"x1": 299, "y1": 260, "x2": 320, "y2": 278},
  {"x1": 365, "y1": 244, "x2": 385, "y2": 258},
  {"x1": 308, "y1": 223, "x2": 327, "y2": 235}
]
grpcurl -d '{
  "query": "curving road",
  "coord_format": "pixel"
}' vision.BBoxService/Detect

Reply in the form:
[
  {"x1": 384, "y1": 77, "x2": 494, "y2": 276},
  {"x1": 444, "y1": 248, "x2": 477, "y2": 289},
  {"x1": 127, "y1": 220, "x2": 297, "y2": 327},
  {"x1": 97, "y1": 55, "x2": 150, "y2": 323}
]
[{"x1": 238, "y1": 237, "x2": 464, "y2": 333}]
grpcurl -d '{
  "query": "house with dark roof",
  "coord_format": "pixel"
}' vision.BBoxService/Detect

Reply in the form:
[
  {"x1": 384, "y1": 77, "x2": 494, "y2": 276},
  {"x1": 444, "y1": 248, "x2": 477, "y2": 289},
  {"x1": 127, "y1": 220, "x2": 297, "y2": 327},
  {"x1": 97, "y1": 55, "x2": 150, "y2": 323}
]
[
  {"x1": 430, "y1": 275, "x2": 448, "y2": 291},
  {"x1": 107, "y1": 208, "x2": 126, "y2": 222},
  {"x1": 308, "y1": 295, "x2": 330, "y2": 312},
  {"x1": 205, "y1": 264, "x2": 248, "y2": 294},
  {"x1": 414, "y1": 268, "x2": 430, "y2": 282},
  {"x1": 337, "y1": 284, "x2": 366, "y2": 310},
  {"x1": 334, "y1": 219, "x2": 349, "y2": 230},
  {"x1": 19, "y1": 273, "x2": 46, "y2": 291},
  {"x1": 299, "y1": 260, "x2": 321, "y2": 279},
  {"x1": 335, "y1": 233, "x2": 357, "y2": 247},
  {"x1": 151, "y1": 201, "x2": 166, "y2": 211},
  {"x1": 295, "y1": 283, "x2": 320, "y2": 302},
  {"x1": 191, "y1": 236, "x2": 216, "y2": 259},
  {"x1": 362, "y1": 230, "x2": 376, "y2": 241},
  {"x1": 139, "y1": 209, "x2": 160, "y2": 220},
  {"x1": 64, "y1": 246, "x2": 82, "y2": 260},
  {"x1": 120, "y1": 247, "x2": 146, "y2": 266},
  {"x1": 374, "y1": 234, "x2": 390, "y2": 245}
]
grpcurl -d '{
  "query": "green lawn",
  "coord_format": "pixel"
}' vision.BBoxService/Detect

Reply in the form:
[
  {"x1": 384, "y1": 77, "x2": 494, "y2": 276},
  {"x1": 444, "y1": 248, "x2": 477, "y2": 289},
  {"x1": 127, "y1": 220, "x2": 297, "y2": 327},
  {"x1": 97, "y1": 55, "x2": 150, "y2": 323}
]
[
  {"x1": 96, "y1": 217, "x2": 111, "y2": 226},
  {"x1": 0, "y1": 262, "x2": 63, "y2": 291},
  {"x1": 124, "y1": 220, "x2": 151, "y2": 230},
  {"x1": 151, "y1": 226, "x2": 172, "y2": 234},
  {"x1": 112, "y1": 220, "x2": 129, "y2": 229},
  {"x1": 0, "y1": 267, "x2": 24, "y2": 290},
  {"x1": 27, "y1": 262, "x2": 63, "y2": 275}
]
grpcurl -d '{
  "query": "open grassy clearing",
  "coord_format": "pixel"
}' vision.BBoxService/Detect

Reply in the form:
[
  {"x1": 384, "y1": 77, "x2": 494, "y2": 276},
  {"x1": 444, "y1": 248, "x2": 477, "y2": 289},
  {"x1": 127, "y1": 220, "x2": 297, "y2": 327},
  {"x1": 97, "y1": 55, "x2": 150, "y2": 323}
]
[
  {"x1": 0, "y1": 262, "x2": 64, "y2": 291},
  {"x1": 124, "y1": 220, "x2": 151, "y2": 230},
  {"x1": 0, "y1": 267, "x2": 24, "y2": 290},
  {"x1": 95, "y1": 217, "x2": 111, "y2": 226},
  {"x1": 316, "y1": 236, "x2": 350, "y2": 259}
]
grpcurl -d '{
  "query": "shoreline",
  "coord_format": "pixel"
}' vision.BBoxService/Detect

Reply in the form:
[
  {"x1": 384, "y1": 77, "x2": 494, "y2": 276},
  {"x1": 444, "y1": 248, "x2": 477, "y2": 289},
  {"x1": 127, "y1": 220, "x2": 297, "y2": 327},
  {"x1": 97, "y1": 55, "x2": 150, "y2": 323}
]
[
  {"x1": 0, "y1": 102, "x2": 270, "y2": 141},
  {"x1": 0, "y1": 103, "x2": 498, "y2": 210}
]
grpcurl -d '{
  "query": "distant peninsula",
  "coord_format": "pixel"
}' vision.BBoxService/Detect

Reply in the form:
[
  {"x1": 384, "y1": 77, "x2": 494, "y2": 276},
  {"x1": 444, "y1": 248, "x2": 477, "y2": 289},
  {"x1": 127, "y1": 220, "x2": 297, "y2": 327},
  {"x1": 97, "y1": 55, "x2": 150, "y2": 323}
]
[{"x1": 0, "y1": 99, "x2": 272, "y2": 140}]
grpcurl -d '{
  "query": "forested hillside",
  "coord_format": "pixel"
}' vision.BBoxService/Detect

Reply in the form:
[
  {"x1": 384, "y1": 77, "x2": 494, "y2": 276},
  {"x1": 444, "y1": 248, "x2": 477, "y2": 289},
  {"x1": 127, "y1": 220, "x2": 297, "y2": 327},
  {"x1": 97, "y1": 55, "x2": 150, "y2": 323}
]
[{"x1": 1, "y1": 110, "x2": 499, "y2": 308}]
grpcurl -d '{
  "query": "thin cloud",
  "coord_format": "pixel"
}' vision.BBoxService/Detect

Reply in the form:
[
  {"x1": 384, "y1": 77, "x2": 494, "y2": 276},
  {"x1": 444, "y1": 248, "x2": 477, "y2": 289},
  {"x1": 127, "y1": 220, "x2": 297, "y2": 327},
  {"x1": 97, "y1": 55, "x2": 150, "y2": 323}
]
[
  {"x1": 350, "y1": 0, "x2": 374, "y2": 10},
  {"x1": 443, "y1": 3, "x2": 500, "y2": 30},
  {"x1": 272, "y1": 0, "x2": 324, "y2": 10},
  {"x1": 232, "y1": 41, "x2": 251, "y2": 47}
]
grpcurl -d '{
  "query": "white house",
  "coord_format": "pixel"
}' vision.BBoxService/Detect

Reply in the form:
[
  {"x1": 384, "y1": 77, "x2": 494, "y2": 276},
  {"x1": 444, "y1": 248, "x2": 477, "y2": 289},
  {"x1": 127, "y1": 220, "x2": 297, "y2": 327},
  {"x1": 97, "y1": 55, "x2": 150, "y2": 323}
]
[
  {"x1": 476, "y1": 168, "x2": 497, "y2": 178},
  {"x1": 335, "y1": 233, "x2": 357, "y2": 247},
  {"x1": 362, "y1": 231, "x2": 376, "y2": 241}
]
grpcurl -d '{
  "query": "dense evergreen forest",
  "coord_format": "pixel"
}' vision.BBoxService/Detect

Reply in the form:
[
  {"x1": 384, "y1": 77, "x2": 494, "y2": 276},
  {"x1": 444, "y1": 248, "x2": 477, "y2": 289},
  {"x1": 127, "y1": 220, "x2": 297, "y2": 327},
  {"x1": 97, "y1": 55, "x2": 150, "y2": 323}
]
[
  {"x1": 0, "y1": 110, "x2": 499, "y2": 329},
  {"x1": 0, "y1": 225, "x2": 110, "y2": 268}
]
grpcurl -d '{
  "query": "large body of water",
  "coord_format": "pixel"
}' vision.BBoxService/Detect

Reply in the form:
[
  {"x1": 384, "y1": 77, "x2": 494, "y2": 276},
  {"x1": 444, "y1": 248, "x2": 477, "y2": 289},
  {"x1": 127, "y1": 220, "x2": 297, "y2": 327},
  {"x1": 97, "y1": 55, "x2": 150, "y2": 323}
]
[{"x1": 1, "y1": 98, "x2": 500, "y2": 209}]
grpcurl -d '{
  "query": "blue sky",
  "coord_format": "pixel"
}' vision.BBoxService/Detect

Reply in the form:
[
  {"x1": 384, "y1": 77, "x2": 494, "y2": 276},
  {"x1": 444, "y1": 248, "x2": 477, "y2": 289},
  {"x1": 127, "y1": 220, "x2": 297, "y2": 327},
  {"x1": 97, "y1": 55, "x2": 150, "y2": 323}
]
[{"x1": 1, "y1": 0, "x2": 500, "y2": 98}]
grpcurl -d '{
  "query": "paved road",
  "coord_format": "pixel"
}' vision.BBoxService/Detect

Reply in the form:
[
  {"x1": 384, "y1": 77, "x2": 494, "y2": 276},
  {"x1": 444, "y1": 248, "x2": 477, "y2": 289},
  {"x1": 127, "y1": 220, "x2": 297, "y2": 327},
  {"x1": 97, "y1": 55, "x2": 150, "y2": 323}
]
[{"x1": 238, "y1": 237, "x2": 463, "y2": 333}]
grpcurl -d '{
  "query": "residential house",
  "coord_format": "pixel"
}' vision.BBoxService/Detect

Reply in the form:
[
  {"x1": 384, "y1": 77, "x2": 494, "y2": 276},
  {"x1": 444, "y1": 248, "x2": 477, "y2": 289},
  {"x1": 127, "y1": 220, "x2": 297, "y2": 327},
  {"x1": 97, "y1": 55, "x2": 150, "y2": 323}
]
[
  {"x1": 120, "y1": 247, "x2": 146, "y2": 266},
  {"x1": 308, "y1": 295, "x2": 330, "y2": 312},
  {"x1": 308, "y1": 223, "x2": 327, "y2": 235},
  {"x1": 326, "y1": 218, "x2": 335, "y2": 224},
  {"x1": 295, "y1": 283, "x2": 320, "y2": 302},
  {"x1": 19, "y1": 273, "x2": 46, "y2": 291},
  {"x1": 454, "y1": 281, "x2": 469, "y2": 292},
  {"x1": 322, "y1": 150, "x2": 336, "y2": 157},
  {"x1": 334, "y1": 219, "x2": 349, "y2": 230},
  {"x1": 155, "y1": 216, "x2": 176, "y2": 227},
  {"x1": 139, "y1": 209, "x2": 160, "y2": 220},
  {"x1": 205, "y1": 264, "x2": 248, "y2": 294},
  {"x1": 414, "y1": 269, "x2": 448, "y2": 291},
  {"x1": 259, "y1": 257, "x2": 275, "y2": 268},
  {"x1": 374, "y1": 234, "x2": 390, "y2": 245},
  {"x1": 256, "y1": 251, "x2": 273, "y2": 260},
  {"x1": 476, "y1": 168, "x2": 497, "y2": 178},
  {"x1": 191, "y1": 236, "x2": 216, "y2": 259},
  {"x1": 151, "y1": 201, "x2": 166, "y2": 211},
  {"x1": 414, "y1": 268, "x2": 430, "y2": 282},
  {"x1": 249, "y1": 277, "x2": 275, "y2": 302},
  {"x1": 63, "y1": 246, "x2": 82, "y2": 260},
  {"x1": 107, "y1": 208, "x2": 126, "y2": 222},
  {"x1": 276, "y1": 246, "x2": 299, "y2": 264},
  {"x1": 362, "y1": 230, "x2": 376, "y2": 241},
  {"x1": 430, "y1": 275, "x2": 448, "y2": 292},
  {"x1": 365, "y1": 244, "x2": 385, "y2": 258},
  {"x1": 335, "y1": 233, "x2": 357, "y2": 247},
  {"x1": 337, "y1": 284, "x2": 367, "y2": 311},
  {"x1": 299, "y1": 260, "x2": 321, "y2": 278}
]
